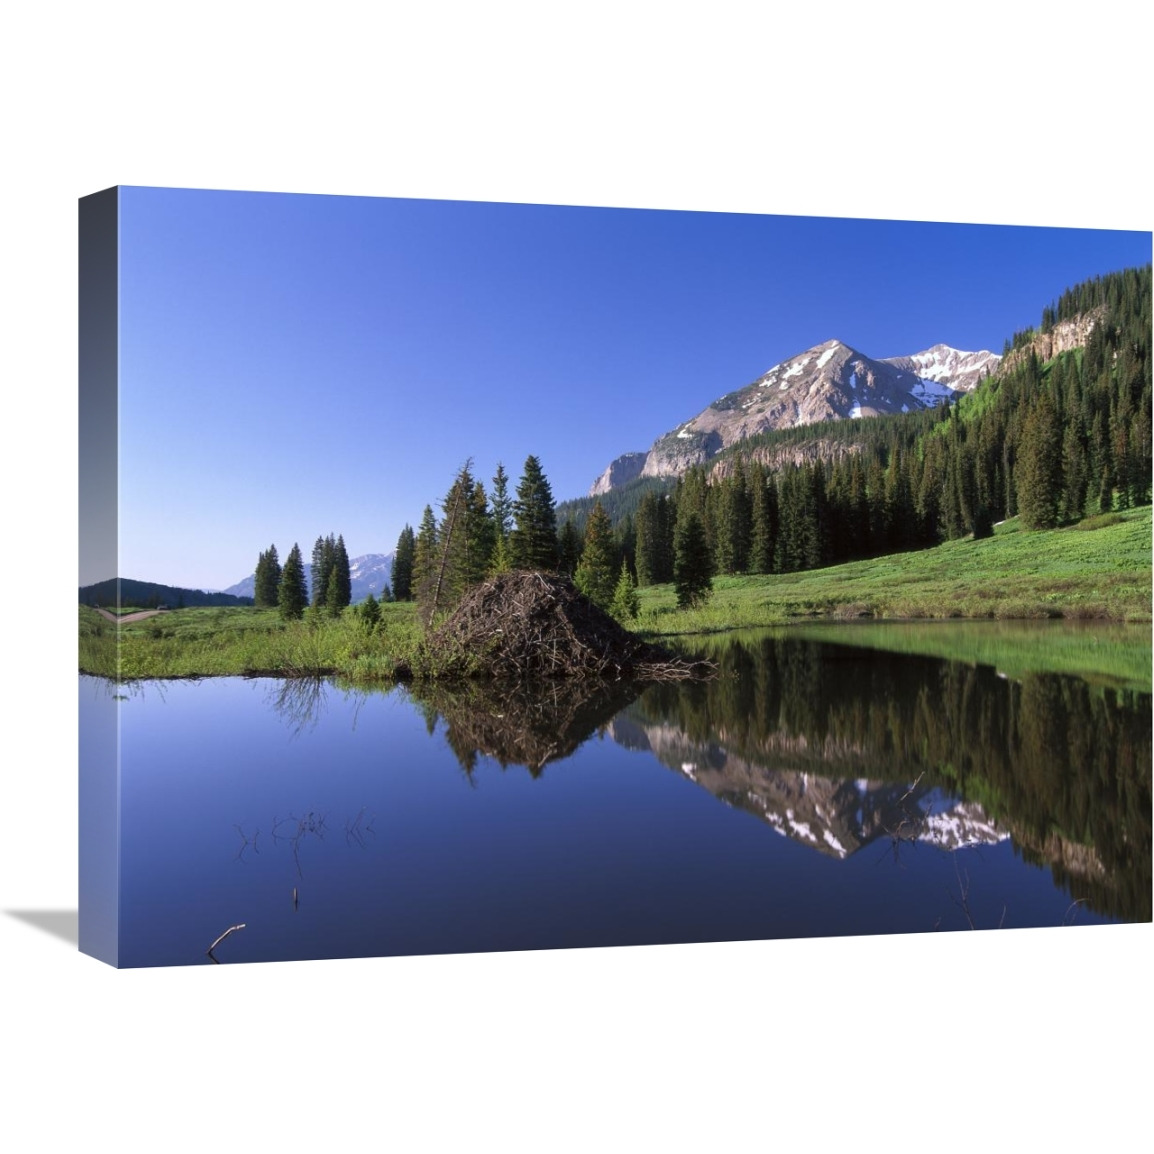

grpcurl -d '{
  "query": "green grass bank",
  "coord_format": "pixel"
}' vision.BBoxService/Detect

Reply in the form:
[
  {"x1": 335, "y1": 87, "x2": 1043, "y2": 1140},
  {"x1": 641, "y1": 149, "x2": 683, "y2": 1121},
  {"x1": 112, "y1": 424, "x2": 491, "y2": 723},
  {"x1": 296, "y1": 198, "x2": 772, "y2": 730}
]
[
  {"x1": 79, "y1": 507, "x2": 1152, "y2": 683},
  {"x1": 634, "y1": 507, "x2": 1152, "y2": 636}
]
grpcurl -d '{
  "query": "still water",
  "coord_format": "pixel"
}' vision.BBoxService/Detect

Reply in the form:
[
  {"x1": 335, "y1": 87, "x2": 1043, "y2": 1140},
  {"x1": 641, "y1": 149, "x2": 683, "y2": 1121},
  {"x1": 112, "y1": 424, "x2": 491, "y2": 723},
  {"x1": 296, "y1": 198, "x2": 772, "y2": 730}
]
[{"x1": 86, "y1": 625, "x2": 1151, "y2": 967}]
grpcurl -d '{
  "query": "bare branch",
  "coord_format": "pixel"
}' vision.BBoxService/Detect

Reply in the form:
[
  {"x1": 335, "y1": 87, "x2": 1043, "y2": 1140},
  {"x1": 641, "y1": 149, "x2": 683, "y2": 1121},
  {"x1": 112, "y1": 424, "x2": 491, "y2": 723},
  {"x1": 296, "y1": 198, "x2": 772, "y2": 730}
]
[{"x1": 206, "y1": 923, "x2": 246, "y2": 960}]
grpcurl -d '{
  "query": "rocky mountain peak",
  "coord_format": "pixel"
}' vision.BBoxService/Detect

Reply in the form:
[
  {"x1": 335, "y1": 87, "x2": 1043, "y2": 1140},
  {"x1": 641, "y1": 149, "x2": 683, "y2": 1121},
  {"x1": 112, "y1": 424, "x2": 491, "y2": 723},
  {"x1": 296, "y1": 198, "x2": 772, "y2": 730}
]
[{"x1": 588, "y1": 335, "x2": 1004, "y2": 494}]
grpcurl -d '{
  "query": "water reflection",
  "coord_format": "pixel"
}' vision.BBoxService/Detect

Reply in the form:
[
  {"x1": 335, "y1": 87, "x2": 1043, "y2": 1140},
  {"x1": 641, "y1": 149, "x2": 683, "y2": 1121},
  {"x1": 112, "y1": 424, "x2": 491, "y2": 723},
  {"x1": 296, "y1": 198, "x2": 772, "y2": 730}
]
[
  {"x1": 622, "y1": 634, "x2": 1151, "y2": 922},
  {"x1": 254, "y1": 635, "x2": 1150, "y2": 924},
  {"x1": 98, "y1": 623, "x2": 1150, "y2": 966},
  {"x1": 264, "y1": 677, "x2": 329, "y2": 737},
  {"x1": 400, "y1": 677, "x2": 647, "y2": 776}
]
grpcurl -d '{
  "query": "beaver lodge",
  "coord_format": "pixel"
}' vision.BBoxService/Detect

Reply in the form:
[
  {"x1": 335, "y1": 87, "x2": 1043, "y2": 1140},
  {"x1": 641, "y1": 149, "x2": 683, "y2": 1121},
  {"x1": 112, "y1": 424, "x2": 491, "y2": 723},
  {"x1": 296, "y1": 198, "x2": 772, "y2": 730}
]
[{"x1": 419, "y1": 570, "x2": 715, "y2": 681}]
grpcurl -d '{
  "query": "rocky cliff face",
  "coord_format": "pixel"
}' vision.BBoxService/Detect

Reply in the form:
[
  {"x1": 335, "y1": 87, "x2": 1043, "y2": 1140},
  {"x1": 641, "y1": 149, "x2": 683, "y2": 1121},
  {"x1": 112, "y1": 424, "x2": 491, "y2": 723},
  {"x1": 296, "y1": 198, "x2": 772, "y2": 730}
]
[
  {"x1": 707, "y1": 436, "x2": 864, "y2": 480},
  {"x1": 999, "y1": 309, "x2": 1104, "y2": 374},
  {"x1": 589, "y1": 451, "x2": 649, "y2": 496}
]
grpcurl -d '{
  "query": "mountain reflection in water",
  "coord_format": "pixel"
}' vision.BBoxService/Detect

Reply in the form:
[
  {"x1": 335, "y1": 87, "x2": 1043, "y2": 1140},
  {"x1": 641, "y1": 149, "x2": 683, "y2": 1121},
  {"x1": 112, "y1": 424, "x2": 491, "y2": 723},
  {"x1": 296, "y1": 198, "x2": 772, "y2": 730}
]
[
  {"x1": 105, "y1": 624, "x2": 1149, "y2": 967},
  {"x1": 396, "y1": 630, "x2": 1150, "y2": 924},
  {"x1": 620, "y1": 633, "x2": 1151, "y2": 923}
]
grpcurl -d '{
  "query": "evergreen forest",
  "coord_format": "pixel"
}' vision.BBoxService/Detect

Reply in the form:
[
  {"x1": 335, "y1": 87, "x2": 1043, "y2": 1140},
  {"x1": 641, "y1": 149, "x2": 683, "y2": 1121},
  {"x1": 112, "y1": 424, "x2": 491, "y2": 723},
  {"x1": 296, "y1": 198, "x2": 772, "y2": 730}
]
[
  {"x1": 257, "y1": 265, "x2": 1152, "y2": 627},
  {"x1": 555, "y1": 265, "x2": 1152, "y2": 592}
]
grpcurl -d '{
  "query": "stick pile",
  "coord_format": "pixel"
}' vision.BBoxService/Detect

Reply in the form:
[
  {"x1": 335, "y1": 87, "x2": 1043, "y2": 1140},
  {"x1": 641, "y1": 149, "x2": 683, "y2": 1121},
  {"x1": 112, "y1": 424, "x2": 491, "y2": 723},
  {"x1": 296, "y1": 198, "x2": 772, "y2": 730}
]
[{"x1": 425, "y1": 570, "x2": 713, "y2": 680}]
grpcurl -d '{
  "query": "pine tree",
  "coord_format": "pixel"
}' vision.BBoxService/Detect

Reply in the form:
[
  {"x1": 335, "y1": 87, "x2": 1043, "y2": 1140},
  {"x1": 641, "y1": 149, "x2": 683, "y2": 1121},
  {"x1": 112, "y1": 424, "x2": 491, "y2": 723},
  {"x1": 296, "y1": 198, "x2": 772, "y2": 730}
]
[
  {"x1": 715, "y1": 457, "x2": 751, "y2": 574},
  {"x1": 278, "y1": 543, "x2": 308, "y2": 620},
  {"x1": 557, "y1": 519, "x2": 583, "y2": 577},
  {"x1": 1061, "y1": 421, "x2": 1088, "y2": 523},
  {"x1": 865, "y1": 456, "x2": 888, "y2": 553},
  {"x1": 883, "y1": 451, "x2": 907, "y2": 549},
  {"x1": 846, "y1": 456, "x2": 871, "y2": 557},
  {"x1": 1098, "y1": 464, "x2": 1115, "y2": 513},
  {"x1": 412, "y1": 505, "x2": 439, "y2": 607},
  {"x1": 801, "y1": 463, "x2": 828, "y2": 568},
  {"x1": 634, "y1": 491, "x2": 675, "y2": 585},
  {"x1": 359, "y1": 591, "x2": 381, "y2": 631},
  {"x1": 676, "y1": 467, "x2": 711, "y2": 554},
  {"x1": 1017, "y1": 393, "x2": 1063, "y2": 529},
  {"x1": 614, "y1": 512, "x2": 635, "y2": 578},
  {"x1": 425, "y1": 461, "x2": 477, "y2": 620},
  {"x1": 490, "y1": 462, "x2": 513, "y2": 544},
  {"x1": 489, "y1": 533, "x2": 513, "y2": 575},
  {"x1": 391, "y1": 525, "x2": 415, "y2": 601},
  {"x1": 332, "y1": 534, "x2": 352, "y2": 610},
  {"x1": 465, "y1": 480, "x2": 496, "y2": 584},
  {"x1": 609, "y1": 561, "x2": 640, "y2": 623},
  {"x1": 777, "y1": 466, "x2": 822, "y2": 571},
  {"x1": 254, "y1": 544, "x2": 281, "y2": 608},
  {"x1": 310, "y1": 535, "x2": 336, "y2": 608},
  {"x1": 325, "y1": 566, "x2": 343, "y2": 617},
  {"x1": 748, "y1": 466, "x2": 778, "y2": 574},
  {"x1": 510, "y1": 455, "x2": 558, "y2": 570},
  {"x1": 574, "y1": 500, "x2": 616, "y2": 610},
  {"x1": 674, "y1": 511, "x2": 713, "y2": 609},
  {"x1": 414, "y1": 462, "x2": 498, "y2": 621},
  {"x1": 634, "y1": 491, "x2": 661, "y2": 586}
]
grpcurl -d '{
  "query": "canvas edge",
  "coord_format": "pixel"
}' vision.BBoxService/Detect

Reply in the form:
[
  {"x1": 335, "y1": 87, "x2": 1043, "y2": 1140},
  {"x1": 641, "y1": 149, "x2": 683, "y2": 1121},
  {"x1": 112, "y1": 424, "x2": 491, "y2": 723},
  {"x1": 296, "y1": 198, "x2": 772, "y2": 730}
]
[{"x1": 78, "y1": 185, "x2": 120, "y2": 967}]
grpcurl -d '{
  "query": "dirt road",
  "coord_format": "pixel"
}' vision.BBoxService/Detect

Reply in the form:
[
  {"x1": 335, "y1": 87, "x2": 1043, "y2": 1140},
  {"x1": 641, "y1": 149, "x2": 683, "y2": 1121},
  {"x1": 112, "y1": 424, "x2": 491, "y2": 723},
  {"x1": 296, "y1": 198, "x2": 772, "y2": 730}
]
[{"x1": 93, "y1": 607, "x2": 164, "y2": 624}]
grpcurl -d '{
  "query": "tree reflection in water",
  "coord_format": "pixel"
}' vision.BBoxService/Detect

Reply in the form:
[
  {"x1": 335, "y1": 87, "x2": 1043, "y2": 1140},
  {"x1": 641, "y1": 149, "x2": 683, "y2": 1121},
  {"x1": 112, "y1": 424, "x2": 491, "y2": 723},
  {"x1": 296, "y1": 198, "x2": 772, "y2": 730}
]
[
  {"x1": 255, "y1": 638, "x2": 1150, "y2": 924},
  {"x1": 627, "y1": 634, "x2": 1151, "y2": 922}
]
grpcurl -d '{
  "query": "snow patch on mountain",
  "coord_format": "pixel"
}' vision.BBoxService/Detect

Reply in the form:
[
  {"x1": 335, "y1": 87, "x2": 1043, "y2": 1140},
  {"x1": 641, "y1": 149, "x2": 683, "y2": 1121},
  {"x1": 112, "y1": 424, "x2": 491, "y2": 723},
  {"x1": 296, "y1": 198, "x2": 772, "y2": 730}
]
[
  {"x1": 910, "y1": 376, "x2": 957, "y2": 404},
  {"x1": 882, "y1": 344, "x2": 1001, "y2": 393},
  {"x1": 590, "y1": 337, "x2": 1003, "y2": 493},
  {"x1": 816, "y1": 342, "x2": 840, "y2": 369}
]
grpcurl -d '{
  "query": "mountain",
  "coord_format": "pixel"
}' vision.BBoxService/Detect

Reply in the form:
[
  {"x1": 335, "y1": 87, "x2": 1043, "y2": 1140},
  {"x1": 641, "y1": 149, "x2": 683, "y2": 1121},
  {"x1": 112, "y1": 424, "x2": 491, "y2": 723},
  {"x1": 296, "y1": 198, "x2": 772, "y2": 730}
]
[
  {"x1": 880, "y1": 343, "x2": 1001, "y2": 392},
  {"x1": 224, "y1": 552, "x2": 396, "y2": 603},
  {"x1": 589, "y1": 339, "x2": 1000, "y2": 494},
  {"x1": 79, "y1": 578, "x2": 254, "y2": 609}
]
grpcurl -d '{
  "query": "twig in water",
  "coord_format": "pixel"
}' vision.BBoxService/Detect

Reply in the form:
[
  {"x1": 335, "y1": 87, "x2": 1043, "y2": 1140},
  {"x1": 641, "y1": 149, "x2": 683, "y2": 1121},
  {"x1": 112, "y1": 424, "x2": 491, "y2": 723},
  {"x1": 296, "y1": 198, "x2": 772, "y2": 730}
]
[
  {"x1": 233, "y1": 824, "x2": 259, "y2": 861},
  {"x1": 951, "y1": 855, "x2": 977, "y2": 930},
  {"x1": 896, "y1": 773, "x2": 925, "y2": 807},
  {"x1": 1063, "y1": 898, "x2": 1087, "y2": 926},
  {"x1": 206, "y1": 923, "x2": 246, "y2": 961}
]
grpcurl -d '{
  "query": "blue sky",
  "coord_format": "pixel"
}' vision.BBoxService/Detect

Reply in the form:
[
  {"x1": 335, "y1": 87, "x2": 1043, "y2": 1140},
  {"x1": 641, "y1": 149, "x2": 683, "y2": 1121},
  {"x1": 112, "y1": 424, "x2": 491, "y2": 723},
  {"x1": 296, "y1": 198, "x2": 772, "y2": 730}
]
[{"x1": 117, "y1": 186, "x2": 1151, "y2": 590}]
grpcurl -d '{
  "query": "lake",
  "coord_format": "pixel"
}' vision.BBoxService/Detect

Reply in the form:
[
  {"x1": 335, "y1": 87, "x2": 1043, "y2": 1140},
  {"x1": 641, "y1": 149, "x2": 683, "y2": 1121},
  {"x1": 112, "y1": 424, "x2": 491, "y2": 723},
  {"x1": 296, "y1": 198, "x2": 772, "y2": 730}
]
[{"x1": 82, "y1": 622, "x2": 1152, "y2": 967}]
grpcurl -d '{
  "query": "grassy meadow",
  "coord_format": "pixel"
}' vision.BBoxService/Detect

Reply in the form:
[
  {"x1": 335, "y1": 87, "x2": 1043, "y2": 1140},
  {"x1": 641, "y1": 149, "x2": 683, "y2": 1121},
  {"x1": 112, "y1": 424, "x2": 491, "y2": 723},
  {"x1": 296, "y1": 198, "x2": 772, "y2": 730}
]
[
  {"x1": 80, "y1": 601, "x2": 424, "y2": 682},
  {"x1": 635, "y1": 507, "x2": 1152, "y2": 636},
  {"x1": 79, "y1": 507, "x2": 1152, "y2": 683}
]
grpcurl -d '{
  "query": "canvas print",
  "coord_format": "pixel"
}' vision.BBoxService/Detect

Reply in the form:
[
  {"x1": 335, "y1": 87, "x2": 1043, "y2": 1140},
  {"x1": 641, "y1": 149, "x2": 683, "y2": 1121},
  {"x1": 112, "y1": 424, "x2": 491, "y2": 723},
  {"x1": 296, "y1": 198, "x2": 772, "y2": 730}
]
[{"x1": 79, "y1": 186, "x2": 1151, "y2": 968}]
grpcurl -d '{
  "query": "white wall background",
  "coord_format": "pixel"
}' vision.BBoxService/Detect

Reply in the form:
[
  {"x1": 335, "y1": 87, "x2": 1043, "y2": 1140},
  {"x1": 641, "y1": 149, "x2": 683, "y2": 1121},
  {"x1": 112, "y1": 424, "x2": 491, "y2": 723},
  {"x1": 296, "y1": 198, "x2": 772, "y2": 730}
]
[{"x1": 2, "y1": 4, "x2": 1149, "y2": 1149}]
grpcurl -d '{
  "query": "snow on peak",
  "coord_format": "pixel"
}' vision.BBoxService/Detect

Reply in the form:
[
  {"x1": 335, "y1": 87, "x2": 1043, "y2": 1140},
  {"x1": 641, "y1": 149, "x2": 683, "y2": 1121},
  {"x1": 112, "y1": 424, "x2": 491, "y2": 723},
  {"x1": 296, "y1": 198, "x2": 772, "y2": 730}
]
[
  {"x1": 816, "y1": 343, "x2": 840, "y2": 369},
  {"x1": 881, "y1": 345, "x2": 1001, "y2": 392}
]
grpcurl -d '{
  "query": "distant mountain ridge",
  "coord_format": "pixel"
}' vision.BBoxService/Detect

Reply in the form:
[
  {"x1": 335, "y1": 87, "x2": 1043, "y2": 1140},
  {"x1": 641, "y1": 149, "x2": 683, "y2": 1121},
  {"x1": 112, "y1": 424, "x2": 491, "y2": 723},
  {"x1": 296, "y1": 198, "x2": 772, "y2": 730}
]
[
  {"x1": 79, "y1": 578, "x2": 253, "y2": 609},
  {"x1": 590, "y1": 340, "x2": 1000, "y2": 494},
  {"x1": 879, "y1": 344, "x2": 1001, "y2": 392},
  {"x1": 223, "y1": 552, "x2": 395, "y2": 603}
]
